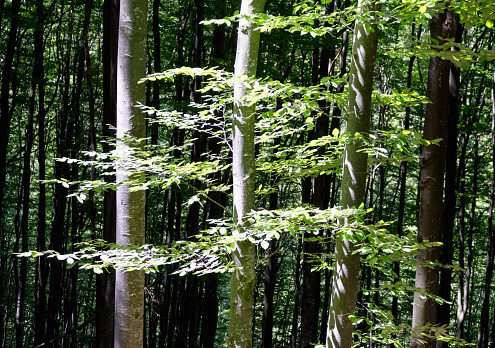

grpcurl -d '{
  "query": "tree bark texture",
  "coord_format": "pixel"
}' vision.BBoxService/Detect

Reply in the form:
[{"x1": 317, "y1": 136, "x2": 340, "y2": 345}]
[
  {"x1": 411, "y1": 8, "x2": 455, "y2": 348},
  {"x1": 114, "y1": 0, "x2": 147, "y2": 346},
  {"x1": 436, "y1": 15, "x2": 462, "y2": 348},
  {"x1": 326, "y1": 1, "x2": 380, "y2": 347},
  {"x1": 229, "y1": 0, "x2": 266, "y2": 347}
]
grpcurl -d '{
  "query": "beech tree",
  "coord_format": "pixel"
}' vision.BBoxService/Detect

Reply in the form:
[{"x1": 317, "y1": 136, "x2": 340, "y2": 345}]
[
  {"x1": 326, "y1": 0, "x2": 380, "y2": 347},
  {"x1": 114, "y1": 0, "x2": 147, "y2": 346},
  {"x1": 411, "y1": 8, "x2": 456, "y2": 348},
  {"x1": 228, "y1": 0, "x2": 267, "y2": 347}
]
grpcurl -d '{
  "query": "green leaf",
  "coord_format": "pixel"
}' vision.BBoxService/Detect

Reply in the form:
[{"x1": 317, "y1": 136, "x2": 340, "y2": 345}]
[{"x1": 260, "y1": 240, "x2": 270, "y2": 250}]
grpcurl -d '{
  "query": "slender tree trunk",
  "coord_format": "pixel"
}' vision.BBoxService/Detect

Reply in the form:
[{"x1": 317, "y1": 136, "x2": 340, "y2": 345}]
[
  {"x1": 151, "y1": 0, "x2": 161, "y2": 146},
  {"x1": 260, "y1": 135, "x2": 281, "y2": 348},
  {"x1": 0, "y1": 2, "x2": 21, "y2": 342},
  {"x1": 456, "y1": 133, "x2": 476, "y2": 340},
  {"x1": 301, "y1": 44, "x2": 324, "y2": 347},
  {"x1": 411, "y1": 8, "x2": 455, "y2": 348},
  {"x1": 326, "y1": 1, "x2": 380, "y2": 347},
  {"x1": 489, "y1": 69, "x2": 495, "y2": 348},
  {"x1": 83, "y1": 0, "x2": 97, "y2": 233},
  {"x1": 390, "y1": 21, "x2": 418, "y2": 334},
  {"x1": 15, "y1": 77, "x2": 36, "y2": 348},
  {"x1": 34, "y1": 0, "x2": 48, "y2": 344},
  {"x1": 96, "y1": 1, "x2": 119, "y2": 346},
  {"x1": 289, "y1": 239, "x2": 302, "y2": 348},
  {"x1": 229, "y1": 0, "x2": 266, "y2": 346},
  {"x1": 200, "y1": 1, "x2": 227, "y2": 346},
  {"x1": 178, "y1": 2, "x2": 204, "y2": 345},
  {"x1": 47, "y1": 46, "x2": 74, "y2": 345},
  {"x1": 455, "y1": 76, "x2": 482, "y2": 344},
  {"x1": 478, "y1": 65, "x2": 495, "y2": 348},
  {"x1": 114, "y1": 0, "x2": 148, "y2": 345},
  {"x1": 436, "y1": 16, "x2": 462, "y2": 348}
]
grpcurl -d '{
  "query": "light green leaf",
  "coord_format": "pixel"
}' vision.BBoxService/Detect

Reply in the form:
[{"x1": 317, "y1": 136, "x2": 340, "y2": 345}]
[{"x1": 260, "y1": 240, "x2": 269, "y2": 250}]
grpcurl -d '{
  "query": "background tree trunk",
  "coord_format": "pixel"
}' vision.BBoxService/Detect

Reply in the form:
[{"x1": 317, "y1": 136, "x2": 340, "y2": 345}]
[
  {"x1": 96, "y1": 1, "x2": 119, "y2": 347},
  {"x1": 411, "y1": 8, "x2": 455, "y2": 348},
  {"x1": 436, "y1": 15, "x2": 462, "y2": 348}
]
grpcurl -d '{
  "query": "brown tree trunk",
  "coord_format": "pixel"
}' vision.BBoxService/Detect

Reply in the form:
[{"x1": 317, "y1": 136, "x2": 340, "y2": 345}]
[
  {"x1": 411, "y1": 8, "x2": 455, "y2": 348},
  {"x1": 436, "y1": 15, "x2": 462, "y2": 348}
]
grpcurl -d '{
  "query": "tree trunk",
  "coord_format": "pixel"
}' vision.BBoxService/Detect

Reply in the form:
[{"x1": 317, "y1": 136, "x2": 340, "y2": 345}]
[
  {"x1": 34, "y1": 0, "x2": 48, "y2": 344},
  {"x1": 478, "y1": 65, "x2": 495, "y2": 348},
  {"x1": 114, "y1": 0, "x2": 147, "y2": 345},
  {"x1": 200, "y1": 1, "x2": 227, "y2": 346},
  {"x1": 15, "y1": 74, "x2": 35, "y2": 348},
  {"x1": 96, "y1": 1, "x2": 119, "y2": 347},
  {"x1": 390, "y1": 21, "x2": 419, "y2": 338},
  {"x1": 229, "y1": 0, "x2": 266, "y2": 346},
  {"x1": 411, "y1": 8, "x2": 455, "y2": 348},
  {"x1": 326, "y1": 1, "x2": 380, "y2": 347},
  {"x1": 436, "y1": 15, "x2": 462, "y2": 348},
  {"x1": 0, "y1": 1, "x2": 20, "y2": 342}
]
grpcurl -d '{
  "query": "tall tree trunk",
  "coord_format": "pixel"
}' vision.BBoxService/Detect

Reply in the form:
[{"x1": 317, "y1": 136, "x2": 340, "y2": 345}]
[
  {"x1": 0, "y1": 1, "x2": 21, "y2": 342},
  {"x1": 15, "y1": 75, "x2": 36, "y2": 348},
  {"x1": 47, "y1": 50, "x2": 74, "y2": 347},
  {"x1": 436, "y1": 15, "x2": 462, "y2": 348},
  {"x1": 478, "y1": 65, "x2": 495, "y2": 348},
  {"x1": 411, "y1": 8, "x2": 455, "y2": 348},
  {"x1": 179, "y1": 2, "x2": 204, "y2": 345},
  {"x1": 34, "y1": 0, "x2": 48, "y2": 344},
  {"x1": 326, "y1": 1, "x2": 380, "y2": 347},
  {"x1": 455, "y1": 81, "x2": 478, "y2": 342},
  {"x1": 290, "y1": 239, "x2": 302, "y2": 348},
  {"x1": 229, "y1": 0, "x2": 266, "y2": 346},
  {"x1": 114, "y1": 0, "x2": 147, "y2": 345},
  {"x1": 489, "y1": 69, "x2": 495, "y2": 348},
  {"x1": 456, "y1": 133, "x2": 476, "y2": 340},
  {"x1": 96, "y1": 1, "x2": 119, "y2": 347},
  {"x1": 151, "y1": 0, "x2": 161, "y2": 146},
  {"x1": 200, "y1": 1, "x2": 227, "y2": 347},
  {"x1": 390, "y1": 21, "x2": 418, "y2": 335},
  {"x1": 261, "y1": 135, "x2": 280, "y2": 348}
]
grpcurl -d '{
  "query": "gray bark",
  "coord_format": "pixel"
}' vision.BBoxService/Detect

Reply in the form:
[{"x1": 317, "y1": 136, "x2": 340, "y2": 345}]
[
  {"x1": 326, "y1": 1, "x2": 380, "y2": 347},
  {"x1": 228, "y1": 0, "x2": 266, "y2": 347},
  {"x1": 114, "y1": 0, "x2": 147, "y2": 346}
]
